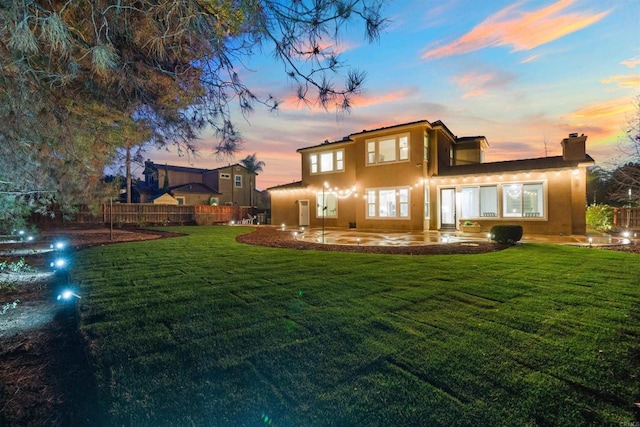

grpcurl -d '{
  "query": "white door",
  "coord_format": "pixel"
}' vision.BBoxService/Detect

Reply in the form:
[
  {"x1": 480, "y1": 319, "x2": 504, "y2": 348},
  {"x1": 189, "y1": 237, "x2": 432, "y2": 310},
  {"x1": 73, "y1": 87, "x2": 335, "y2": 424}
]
[{"x1": 299, "y1": 200, "x2": 309, "y2": 226}]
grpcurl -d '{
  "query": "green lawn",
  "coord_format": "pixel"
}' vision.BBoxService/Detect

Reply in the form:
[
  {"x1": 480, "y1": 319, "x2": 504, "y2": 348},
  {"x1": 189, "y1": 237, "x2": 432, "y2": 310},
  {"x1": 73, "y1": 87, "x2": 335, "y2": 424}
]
[{"x1": 72, "y1": 226, "x2": 640, "y2": 426}]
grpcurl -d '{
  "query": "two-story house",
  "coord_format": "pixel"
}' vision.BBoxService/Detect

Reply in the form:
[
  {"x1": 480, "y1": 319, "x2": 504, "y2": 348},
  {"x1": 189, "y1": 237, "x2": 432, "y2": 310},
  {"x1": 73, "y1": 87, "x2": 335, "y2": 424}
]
[
  {"x1": 137, "y1": 161, "x2": 266, "y2": 208},
  {"x1": 268, "y1": 119, "x2": 594, "y2": 235}
]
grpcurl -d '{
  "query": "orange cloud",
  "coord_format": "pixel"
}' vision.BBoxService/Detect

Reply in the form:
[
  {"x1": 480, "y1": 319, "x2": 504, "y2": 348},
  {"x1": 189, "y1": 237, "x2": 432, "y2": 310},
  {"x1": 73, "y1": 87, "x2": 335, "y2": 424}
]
[
  {"x1": 621, "y1": 57, "x2": 640, "y2": 68},
  {"x1": 569, "y1": 98, "x2": 635, "y2": 122},
  {"x1": 423, "y1": 0, "x2": 610, "y2": 59},
  {"x1": 601, "y1": 74, "x2": 640, "y2": 89}
]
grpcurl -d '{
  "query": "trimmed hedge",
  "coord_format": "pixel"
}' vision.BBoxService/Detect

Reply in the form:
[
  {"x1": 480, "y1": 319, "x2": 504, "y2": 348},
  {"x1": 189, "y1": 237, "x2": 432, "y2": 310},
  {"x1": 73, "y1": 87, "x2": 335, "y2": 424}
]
[{"x1": 490, "y1": 225, "x2": 523, "y2": 244}]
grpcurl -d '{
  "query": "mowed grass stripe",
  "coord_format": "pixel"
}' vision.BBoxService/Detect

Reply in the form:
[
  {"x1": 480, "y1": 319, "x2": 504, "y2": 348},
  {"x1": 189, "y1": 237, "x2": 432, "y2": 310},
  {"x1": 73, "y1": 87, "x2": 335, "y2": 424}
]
[{"x1": 71, "y1": 226, "x2": 640, "y2": 426}]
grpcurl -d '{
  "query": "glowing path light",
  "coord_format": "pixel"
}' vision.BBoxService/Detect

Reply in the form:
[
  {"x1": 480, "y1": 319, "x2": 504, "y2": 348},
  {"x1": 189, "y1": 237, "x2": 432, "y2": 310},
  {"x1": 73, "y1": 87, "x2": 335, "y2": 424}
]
[{"x1": 57, "y1": 290, "x2": 81, "y2": 301}]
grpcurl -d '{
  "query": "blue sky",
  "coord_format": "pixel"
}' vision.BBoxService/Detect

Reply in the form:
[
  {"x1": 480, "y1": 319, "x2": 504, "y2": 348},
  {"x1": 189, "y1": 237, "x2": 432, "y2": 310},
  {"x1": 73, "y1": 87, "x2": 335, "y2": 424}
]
[{"x1": 147, "y1": 0, "x2": 639, "y2": 190}]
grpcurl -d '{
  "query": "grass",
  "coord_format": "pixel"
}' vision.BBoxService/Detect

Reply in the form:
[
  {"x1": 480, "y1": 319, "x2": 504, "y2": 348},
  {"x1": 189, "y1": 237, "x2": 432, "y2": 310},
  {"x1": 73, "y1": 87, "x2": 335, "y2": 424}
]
[{"x1": 72, "y1": 226, "x2": 640, "y2": 426}]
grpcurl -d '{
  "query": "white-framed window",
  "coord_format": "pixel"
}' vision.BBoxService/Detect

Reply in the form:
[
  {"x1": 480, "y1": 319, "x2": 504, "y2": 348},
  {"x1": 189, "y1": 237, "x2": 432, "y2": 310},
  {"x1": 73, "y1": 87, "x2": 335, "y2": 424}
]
[
  {"x1": 423, "y1": 132, "x2": 429, "y2": 161},
  {"x1": 235, "y1": 175, "x2": 242, "y2": 187},
  {"x1": 316, "y1": 192, "x2": 338, "y2": 217},
  {"x1": 220, "y1": 173, "x2": 231, "y2": 179},
  {"x1": 309, "y1": 149, "x2": 344, "y2": 174},
  {"x1": 366, "y1": 134, "x2": 410, "y2": 165},
  {"x1": 503, "y1": 183, "x2": 544, "y2": 217},
  {"x1": 365, "y1": 187, "x2": 410, "y2": 219},
  {"x1": 424, "y1": 186, "x2": 430, "y2": 219},
  {"x1": 460, "y1": 186, "x2": 498, "y2": 219}
]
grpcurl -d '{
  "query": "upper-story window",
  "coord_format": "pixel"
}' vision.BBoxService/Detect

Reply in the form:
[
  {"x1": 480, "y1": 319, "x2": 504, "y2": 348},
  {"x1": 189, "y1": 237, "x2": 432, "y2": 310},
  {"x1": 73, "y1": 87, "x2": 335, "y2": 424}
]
[
  {"x1": 235, "y1": 175, "x2": 242, "y2": 187},
  {"x1": 366, "y1": 133, "x2": 410, "y2": 165},
  {"x1": 220, "y1": 173, "x2": 230, "y2": 179},
  {"x1": 310, "y1": 149, "x2": 344, "y2": 174}
]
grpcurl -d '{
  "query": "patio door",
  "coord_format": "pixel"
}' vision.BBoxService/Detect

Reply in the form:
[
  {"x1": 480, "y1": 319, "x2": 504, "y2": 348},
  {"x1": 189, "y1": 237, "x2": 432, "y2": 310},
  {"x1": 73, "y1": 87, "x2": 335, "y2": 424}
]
[
  {"x1": 440, "y1": 188, "x2": 456, "y2": 229},
  {"x1": 298, "y1": 199, "x2": 309, "y2": 226}
]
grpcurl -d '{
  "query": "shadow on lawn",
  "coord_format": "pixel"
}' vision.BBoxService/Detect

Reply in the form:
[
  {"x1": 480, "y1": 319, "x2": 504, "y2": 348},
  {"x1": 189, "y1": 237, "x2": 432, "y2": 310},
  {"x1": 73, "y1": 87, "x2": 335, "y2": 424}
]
[{"x1": 0, "y1": 269, "x2": 105, "y2": 426}]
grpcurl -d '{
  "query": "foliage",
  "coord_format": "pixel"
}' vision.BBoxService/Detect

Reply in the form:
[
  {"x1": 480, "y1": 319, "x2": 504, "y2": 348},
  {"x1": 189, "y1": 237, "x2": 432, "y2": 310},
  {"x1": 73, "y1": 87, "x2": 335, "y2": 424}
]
[
  {"x1": 72, "y1": 226, "x2": 640, "y2": 426},
  {"x1": 490, "y1": 225, "x2": 523, "y2": 244},
  {"x1": 586, "y1": 204, "x2": 614, "y2": 231},
  {"x1": 240, "y1": 153, "x2": 266, "y2": 174},
  {"x1": 610, "y1": 96, "x2": 640, "y2": 206},
  {"x1": 0, "y1": 0, "x2": 388, "y2": 221},
  {"x1": 0, "y1": 258, "x2": 34, "y2": 273}
]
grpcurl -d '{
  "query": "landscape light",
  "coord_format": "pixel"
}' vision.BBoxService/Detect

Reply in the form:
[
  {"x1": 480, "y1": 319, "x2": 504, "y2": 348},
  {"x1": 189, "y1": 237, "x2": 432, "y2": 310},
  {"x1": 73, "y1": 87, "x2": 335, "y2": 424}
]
[
  {"x1": 50, "y1": 257, "x2": 68, "y2": 270},
  {"x1": 18, "y1": 230, "x2": 25, "y2": 236},
  {"x1": 27, "y1": 235, "x2": 34, "y2": 242},
  {"x1": 293, "y1": 231, "x2": 298, "y2": 239},
  {"x1": 622, "y1": 230, "x2": 630, "y2": 238},
  {"x1": 486, "y1": 233, "x2": 492, "y2": 241},
  {"x1": 588, "y1": 237, "x2": 593, "y2": 247},
  {"x1": 356, "y1": 237, "x2": 360, "y2": 246},
  {"x1": 51, "y1": 240, "x2": 67, "y2": 251},
  {"x1": 57, "y1": 290, "x2": 81, "y2": 301}
]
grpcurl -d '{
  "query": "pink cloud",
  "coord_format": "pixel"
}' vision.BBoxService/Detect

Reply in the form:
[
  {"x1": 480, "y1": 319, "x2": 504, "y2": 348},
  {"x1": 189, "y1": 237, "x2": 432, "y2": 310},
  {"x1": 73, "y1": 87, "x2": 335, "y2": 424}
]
[
  {"x1": 278, "y1": 88, "x2": 413, "y2": 111},
  {"x1": 450, "y1": 70, "x2": 516, "y2": 99},
  {"x1": 422, "y1": 0, "x2": 610, "y2": 59},
  {"x1": 621, "y1": 57, "x2": 640, "y2": 68}
]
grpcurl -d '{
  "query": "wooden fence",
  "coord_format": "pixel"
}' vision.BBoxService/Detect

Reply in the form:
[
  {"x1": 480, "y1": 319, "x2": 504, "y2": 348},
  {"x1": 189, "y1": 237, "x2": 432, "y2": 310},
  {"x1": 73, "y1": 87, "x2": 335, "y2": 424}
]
[
  {"x1": 32, "y1": 204, "x2": 258, "y2": 226},
  {"x1": 613, "y1": 207, "x2": 640, "y2": 230}
]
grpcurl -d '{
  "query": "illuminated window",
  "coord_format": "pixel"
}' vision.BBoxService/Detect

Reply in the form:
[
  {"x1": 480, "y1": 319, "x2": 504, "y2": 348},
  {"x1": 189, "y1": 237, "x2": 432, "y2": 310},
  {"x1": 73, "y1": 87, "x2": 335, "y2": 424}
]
[
  {"x1": 309, "y1": 149, "x2": 344, "y2": 174},
  {"x1": 316, "y1": 193, "x2": 338, "y2": 217},
  {"x1": 503, "y1": 183, "x2": 544, "y2": 217},
  {"x1": 460, "y1": 186, "x2": 498, "y2": 218},
  {"x1": 365, "y1": 187, "x2": 410, "y2": 219},
  {"x1": 366, "y1": 133, "x2": 410, "y2": 165}
]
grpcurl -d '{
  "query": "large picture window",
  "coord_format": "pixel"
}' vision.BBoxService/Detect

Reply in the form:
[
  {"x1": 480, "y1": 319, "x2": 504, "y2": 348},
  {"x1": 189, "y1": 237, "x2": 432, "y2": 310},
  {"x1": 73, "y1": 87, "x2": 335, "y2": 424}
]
[
  {"x1": 365, "y1": 188, "x2": 410, "y2": 219},
  {"x1": 317, "y1": 193, "x2": 338, "y2": 218},
  {"x1": 366, "y1": 134, "x2": 410, "y2": 165},
  {"x1": 503, "y1": 183, "x2": 544, "y2": 217},
  {"x1": 460, "y1": 186, "x2": 498, "y2": 218},
  {"x1": 310, "y1": 149, "x2": 344, "y2": 174}
]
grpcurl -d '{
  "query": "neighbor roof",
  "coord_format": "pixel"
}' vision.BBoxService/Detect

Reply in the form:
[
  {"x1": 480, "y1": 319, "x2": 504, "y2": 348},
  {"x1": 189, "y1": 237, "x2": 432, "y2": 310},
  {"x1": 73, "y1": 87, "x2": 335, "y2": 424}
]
[
  {"x1": 267, "y1": 181, "x2": 307, "y2": 191},
  {"x1": 170, "y1": 183, "x2": 219, "y2": 194}
]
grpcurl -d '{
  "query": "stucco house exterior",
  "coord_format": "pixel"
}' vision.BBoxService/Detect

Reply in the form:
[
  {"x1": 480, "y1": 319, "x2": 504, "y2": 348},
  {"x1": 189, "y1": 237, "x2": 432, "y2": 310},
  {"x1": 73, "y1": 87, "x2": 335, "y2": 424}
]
[
  {"x1": 269, "y1": 119, "x2": 594, "y2": 235},
  {"x1": 136, "y1": 161, "x2": 269, "y2": 209}
]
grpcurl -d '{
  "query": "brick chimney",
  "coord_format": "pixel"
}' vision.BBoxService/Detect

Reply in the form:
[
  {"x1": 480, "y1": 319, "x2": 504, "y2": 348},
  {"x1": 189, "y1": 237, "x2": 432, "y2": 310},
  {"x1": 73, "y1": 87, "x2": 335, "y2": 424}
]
[{"x1": 561, "y1": 133, "x2": 587, "y2": 161}]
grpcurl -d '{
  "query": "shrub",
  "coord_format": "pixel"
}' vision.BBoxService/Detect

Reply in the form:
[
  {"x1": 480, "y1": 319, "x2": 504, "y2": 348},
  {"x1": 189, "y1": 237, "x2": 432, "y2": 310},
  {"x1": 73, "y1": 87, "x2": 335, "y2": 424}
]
[
  {"x1": 490, "y1": 225, "x2": 523, "y2": 244},
  {"x1": 586, "y1": 204, "x2": 613, "y2": 231}
]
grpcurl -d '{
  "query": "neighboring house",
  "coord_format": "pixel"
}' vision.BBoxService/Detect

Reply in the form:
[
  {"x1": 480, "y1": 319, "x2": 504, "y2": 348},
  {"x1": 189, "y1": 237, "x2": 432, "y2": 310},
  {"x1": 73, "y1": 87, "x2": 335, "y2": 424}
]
[
  {"x1": 269, "y1": 119, "x2": 594, "y2": 235},
  {"x1": 138, "y1": 161, "x2": 268, "y2": 208}
]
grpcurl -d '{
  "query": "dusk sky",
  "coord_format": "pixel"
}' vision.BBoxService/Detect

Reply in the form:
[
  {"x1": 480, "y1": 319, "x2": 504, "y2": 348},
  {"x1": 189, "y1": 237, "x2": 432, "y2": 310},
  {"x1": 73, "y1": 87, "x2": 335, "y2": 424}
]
[{"x1": 146, "y1": 0, "x2": 640, "y2": 190}]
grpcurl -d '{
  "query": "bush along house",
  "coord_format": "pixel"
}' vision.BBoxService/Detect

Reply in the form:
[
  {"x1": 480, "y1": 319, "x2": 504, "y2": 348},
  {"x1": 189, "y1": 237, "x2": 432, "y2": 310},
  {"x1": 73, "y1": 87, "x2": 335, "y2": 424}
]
[{"x1": 268, "y1": 119, "x2": 594, "y2": 235}]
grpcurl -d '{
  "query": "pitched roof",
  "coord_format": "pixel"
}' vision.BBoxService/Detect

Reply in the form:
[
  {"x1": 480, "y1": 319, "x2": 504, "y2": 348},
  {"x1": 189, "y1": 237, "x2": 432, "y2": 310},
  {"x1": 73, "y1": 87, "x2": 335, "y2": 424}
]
[
  {"x1": 348, "y1": 120, "x2": 431, "y2": 137},
  {"x1": 169, "y1": 183, "x2": 219, "y2": 194},
  {"x1": 436, "y1": 155, "x2": 595, "y2": 176},
  {"x1": 297, "y1": 137, "x2": 354, "y2": 152},
  {"x1": 267, "y1": 181, "x2": 306, "y2": 191}
]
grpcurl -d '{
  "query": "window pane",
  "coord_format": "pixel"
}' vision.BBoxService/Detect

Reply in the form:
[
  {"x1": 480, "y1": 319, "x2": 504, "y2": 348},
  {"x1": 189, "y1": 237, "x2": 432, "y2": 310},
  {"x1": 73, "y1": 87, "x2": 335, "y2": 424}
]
[
  {"x1": 424, "y1": 186, "x2": 430, "y2": 219},
  {"x1": 523, "y1": 183, "x2": 543, "y2": 216},
  {"x1": 503, "y1": 184, "x2": 522, "y2": 217},
  {"x1": 461, "y1": 187, "x2": 479, "y2": 218},
  {"x1": 480, "y1": 186, "x2": 497, "y2": 217},
  {"x1": 399, "y1": 189, "x2": 409, "y2": 217},
  {"x1": 367, "y1": 142, "x2": 375, "y2": 164},
  {"x1": 325, "y1": 193, "x2": 337, "y2": 217},
  {"x1": 336, "y1": 150, "x2": 344, "y2": 170},
  {"x1": 399, "y1": 136, "x2": 409, "y2": 160},
  {"x1": 310, "y1": 154, "x2": 318, "y2": 173},
  {"x1": 378, "y1": 139, "x2": 396, "y2": 162},
  {"x1": 235, "y1": 175, "x2": 242, "y2": 187},
  {"x1": 367, "y1": 190, "x2": 376, "y2": 217},
  {"x1": 320, "y1": 152, "x2": 333, "y2": 172},
  {"x1": 379, "y1": 189, "x2": 396, "y2": 216}
]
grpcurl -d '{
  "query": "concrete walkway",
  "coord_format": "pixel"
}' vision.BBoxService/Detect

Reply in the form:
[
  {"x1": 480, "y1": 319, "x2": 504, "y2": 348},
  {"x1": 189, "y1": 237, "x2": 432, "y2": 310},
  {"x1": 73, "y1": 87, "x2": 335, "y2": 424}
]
[{"x1": 287, "y1": 227, "x2": 632, "y2": 247}]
